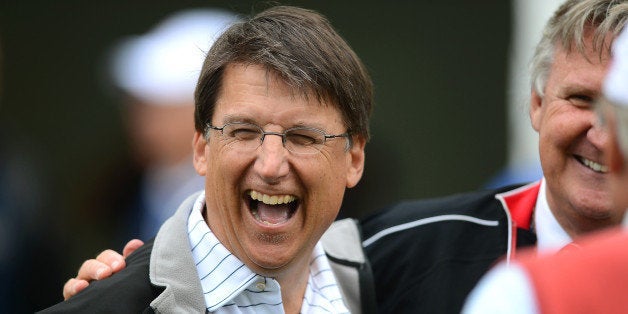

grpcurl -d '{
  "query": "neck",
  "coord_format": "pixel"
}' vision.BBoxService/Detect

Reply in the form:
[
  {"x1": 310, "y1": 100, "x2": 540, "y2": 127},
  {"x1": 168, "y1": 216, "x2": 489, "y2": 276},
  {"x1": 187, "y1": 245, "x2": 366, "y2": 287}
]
[
  {"x1": 281, "y1": 282, "x2": 307, "y2": 314},
  {"x1": 274, "y1": 251, "x2": 312, "y2": 314}
]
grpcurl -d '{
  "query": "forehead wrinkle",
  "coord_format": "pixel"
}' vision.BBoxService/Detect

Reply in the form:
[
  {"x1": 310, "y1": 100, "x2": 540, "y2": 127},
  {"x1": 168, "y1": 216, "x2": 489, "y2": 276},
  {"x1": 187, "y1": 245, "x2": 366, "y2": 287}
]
[
  {"x1": 219, "y1": 112, "x2": 341, "y2": 133},
  {"x1": 552, "y1": 53, "x2": 607, "y2": 97},
  {"x1": 220, "y1": 114, "x2": 257, "y2": 125}
]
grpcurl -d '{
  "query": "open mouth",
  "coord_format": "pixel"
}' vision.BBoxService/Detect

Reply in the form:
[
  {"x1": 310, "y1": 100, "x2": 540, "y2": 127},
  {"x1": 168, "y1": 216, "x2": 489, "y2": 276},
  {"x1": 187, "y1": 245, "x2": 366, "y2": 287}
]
[
  {"x1": 575, "y1": 155, "x2": 608, "y2": 173},
  {"x1": 248, "y1": 190, "x2": 299, "y2": 225}
]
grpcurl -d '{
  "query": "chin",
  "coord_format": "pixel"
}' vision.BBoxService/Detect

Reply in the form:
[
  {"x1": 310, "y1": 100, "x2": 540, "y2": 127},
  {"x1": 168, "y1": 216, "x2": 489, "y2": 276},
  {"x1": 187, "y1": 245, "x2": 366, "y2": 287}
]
[
  {"x1": 246, "y1": 238, "x2": 297, "y2": 267},
  {"x1": 246, "y1": 253, "x2": 293, "y2": 275},
  {"x1": 573, "y1": 193, "x2": 616, "y2": 220},
  {"x1": 580, "y1": 207, "x2": 615, "y2": 220}
]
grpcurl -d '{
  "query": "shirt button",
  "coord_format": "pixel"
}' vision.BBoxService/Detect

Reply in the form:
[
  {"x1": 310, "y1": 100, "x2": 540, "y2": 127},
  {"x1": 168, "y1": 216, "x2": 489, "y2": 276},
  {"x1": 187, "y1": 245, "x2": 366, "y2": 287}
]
[{"x1": 256, "y1": 282, "x2": 266, "y2": 291}]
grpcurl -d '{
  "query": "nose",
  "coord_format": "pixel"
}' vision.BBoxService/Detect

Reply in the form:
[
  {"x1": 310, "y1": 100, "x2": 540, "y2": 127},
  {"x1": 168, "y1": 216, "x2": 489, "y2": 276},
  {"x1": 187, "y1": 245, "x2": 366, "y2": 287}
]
[
  {"x1": 589, "y1": 110, "x2": 610, "y2": 150},
  {"x1": 253, "y1": 133, "x2": 290, "y2": 182}
]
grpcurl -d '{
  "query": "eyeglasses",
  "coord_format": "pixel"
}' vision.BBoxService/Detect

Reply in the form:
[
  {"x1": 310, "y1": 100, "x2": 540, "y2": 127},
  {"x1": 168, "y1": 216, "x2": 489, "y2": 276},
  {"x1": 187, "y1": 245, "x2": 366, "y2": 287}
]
[{"x1": 205, "y1": 122, "x2": 351, "y2": 155}]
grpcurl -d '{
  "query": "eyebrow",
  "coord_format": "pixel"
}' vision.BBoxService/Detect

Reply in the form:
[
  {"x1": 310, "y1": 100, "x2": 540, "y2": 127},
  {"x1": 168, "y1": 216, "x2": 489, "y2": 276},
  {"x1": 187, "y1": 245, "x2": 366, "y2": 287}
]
[
  {"x1": 290, "y1": 121, "x2": 330, "y2": 130},
  {"x1": 220, "y1": 115, "x2": 257, "y2": 125},
  {"x1": 558, "y1": 83, "x2": 600, "y2": 98},
  {"x1": 219, "y1": 114, "x2": 332, "y2": 131}
]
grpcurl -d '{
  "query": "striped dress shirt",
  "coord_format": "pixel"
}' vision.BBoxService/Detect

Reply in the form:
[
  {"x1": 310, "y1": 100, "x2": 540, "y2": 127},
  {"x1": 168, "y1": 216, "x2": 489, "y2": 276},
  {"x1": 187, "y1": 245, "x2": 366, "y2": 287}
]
[{"x1": 187, "y1": 192, "x2": 350, "y2": 313}]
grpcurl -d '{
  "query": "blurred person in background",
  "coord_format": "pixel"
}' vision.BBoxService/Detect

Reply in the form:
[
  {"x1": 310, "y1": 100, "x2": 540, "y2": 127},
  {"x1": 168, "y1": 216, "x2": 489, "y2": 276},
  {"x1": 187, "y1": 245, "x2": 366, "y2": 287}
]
[
  {"x1": 464, "y1": 24, "x2": 628, "y2": 314},
  {"x1": 97, "y1": 8, "x2": 239, "y2": 243}
]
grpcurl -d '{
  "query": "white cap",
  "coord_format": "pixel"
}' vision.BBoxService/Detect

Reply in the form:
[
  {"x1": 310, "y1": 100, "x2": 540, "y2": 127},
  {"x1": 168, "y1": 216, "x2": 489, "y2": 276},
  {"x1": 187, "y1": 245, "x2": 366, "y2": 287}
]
[
  {"x1": 110, "y1": 9, "x2": 239, "y2": 106},
  {"x1": 604, "y1": 26, "x2": 628, "y2": 107}
]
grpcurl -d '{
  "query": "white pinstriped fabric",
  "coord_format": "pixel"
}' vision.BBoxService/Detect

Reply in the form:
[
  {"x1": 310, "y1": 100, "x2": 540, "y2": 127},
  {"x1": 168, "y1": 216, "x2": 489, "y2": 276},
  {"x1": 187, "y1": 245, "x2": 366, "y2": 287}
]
[{"x1": 187, "y1": 192, "x2": 349, "y2": 313}]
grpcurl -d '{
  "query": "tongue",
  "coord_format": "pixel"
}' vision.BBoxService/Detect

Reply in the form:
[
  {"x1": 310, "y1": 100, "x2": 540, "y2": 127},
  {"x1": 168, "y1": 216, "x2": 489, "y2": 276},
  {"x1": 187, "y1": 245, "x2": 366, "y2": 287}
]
[{"x1": 257, "y1": 203, "x2": 290, "y2": 224}]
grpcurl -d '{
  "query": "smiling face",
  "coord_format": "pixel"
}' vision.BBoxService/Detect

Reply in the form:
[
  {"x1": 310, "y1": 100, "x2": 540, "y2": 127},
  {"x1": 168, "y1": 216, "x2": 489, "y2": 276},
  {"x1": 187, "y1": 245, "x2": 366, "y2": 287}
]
[
  {"x1": 192, "y1": 63, "x2": 365, "y2": 278},
  {"x1": 530, "y1": 32, "x2": 624, "y2": 236}
]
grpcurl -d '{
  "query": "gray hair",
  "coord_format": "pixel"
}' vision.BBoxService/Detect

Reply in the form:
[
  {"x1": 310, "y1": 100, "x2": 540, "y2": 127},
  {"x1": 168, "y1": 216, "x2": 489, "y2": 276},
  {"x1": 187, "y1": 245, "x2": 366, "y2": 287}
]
[{"x1": 530, "y1": 0, "x2": 628, "y2": 96}]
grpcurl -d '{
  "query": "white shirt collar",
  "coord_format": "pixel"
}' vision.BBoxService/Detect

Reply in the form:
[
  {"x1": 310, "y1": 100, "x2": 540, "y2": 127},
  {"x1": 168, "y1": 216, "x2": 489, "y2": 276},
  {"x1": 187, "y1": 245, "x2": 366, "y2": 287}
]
[
  {"x1": 187, "y1": 192, "x2": 349, "y2": 313},
  {"x1": 534, "y1": 178, "x2": 572, "y2": 254}
]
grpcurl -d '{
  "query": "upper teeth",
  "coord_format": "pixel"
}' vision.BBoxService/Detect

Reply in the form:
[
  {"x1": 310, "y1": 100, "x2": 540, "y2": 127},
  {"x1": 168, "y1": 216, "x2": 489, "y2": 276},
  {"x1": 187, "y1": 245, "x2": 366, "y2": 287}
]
[
  {"x1": 249, "y1": 190, "x2": 296, "y2": 205},
  {"x1": 581, "y1": 157, "x2": 608, "y2": 173}
]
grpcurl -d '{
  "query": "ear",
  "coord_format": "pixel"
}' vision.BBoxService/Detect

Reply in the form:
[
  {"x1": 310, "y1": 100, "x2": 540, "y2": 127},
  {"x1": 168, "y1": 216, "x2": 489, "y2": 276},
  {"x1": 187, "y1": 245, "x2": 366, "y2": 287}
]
[
  {"x1": 193, "y1": 131, "x2": 208, "y2": 176},
  {"x1": 530, "y1": 89, "x2": 543, "y2": 132},
  {"x1": 345, "y1": 136, "x2": 366, "y2": 188}
]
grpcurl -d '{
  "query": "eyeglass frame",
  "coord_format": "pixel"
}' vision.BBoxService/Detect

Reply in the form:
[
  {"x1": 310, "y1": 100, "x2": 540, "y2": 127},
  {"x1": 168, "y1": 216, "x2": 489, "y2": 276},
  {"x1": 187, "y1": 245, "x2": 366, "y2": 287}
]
[{"x1": 204, "y1": 122, "x2": 353, "y2": 155}]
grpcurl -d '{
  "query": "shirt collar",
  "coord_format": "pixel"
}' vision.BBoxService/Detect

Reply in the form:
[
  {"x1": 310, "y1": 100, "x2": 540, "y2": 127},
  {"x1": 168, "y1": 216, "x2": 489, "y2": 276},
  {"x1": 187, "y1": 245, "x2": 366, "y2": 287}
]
[
  {"x1": 534, "y1": 179, "x2": 572, "y2": 254},
  {"x1": 187, "y1": 192, "x2": 349, "y2": 313},
  {"x1": 303, "y1": 243, "x2": 349, "y2": 313}
]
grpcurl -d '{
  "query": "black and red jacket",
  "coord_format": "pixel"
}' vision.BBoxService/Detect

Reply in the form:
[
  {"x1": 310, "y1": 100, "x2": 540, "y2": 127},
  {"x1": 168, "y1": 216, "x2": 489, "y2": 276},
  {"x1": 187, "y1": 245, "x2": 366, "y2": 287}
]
[{"x1": 361, "y1": 182, "x2": 541, "y2": 314}]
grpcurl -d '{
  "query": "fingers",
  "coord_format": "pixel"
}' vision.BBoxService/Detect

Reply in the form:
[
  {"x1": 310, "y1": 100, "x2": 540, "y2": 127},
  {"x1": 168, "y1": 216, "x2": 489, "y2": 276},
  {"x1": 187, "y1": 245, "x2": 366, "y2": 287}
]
[
  {"x1": 63, "y1": 278, "x2": 89, "y2": 300},
  {"x1": 122, "y1": 239, "x2": 144, "y2": 258},
  {"x1": 74, "y1": 249, "x2": 124, "y2": 283},
  {"x1": 63, "y1": 246, "x2": 132, "y2": 300},
  {"x1": 96, "y1": 249, "x2": 126, "y2": 273},
  {"x1": 76, "y1": 258, "x2": 114, "y2": 283}
]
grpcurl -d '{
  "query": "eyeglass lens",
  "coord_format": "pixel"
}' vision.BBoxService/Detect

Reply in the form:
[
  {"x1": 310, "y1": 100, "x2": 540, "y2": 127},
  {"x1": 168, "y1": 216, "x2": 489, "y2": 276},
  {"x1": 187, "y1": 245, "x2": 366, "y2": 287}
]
[{"x1": 221, "y1": 123, "x2": 328, "y2": 155}]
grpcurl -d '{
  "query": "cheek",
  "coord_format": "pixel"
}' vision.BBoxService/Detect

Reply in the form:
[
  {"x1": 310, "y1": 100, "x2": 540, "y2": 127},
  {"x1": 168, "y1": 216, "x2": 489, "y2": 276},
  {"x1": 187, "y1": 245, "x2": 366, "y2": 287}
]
[
  {"x1": 304, "y1": 157, "x2": 348, "y2": 209},
  {"x1": 204, "y1": 146, "x2": 249, "y2": 191},
  {"x1": 540, "y1": 109, "x2": 585, "y2": 150}
]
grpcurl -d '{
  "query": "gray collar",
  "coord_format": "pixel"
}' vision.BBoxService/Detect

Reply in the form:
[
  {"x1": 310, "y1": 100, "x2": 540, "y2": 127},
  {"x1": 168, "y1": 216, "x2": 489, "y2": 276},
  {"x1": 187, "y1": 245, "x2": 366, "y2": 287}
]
[{"x1": 149, "y1": 191, "x2": 206, "y2": 312}]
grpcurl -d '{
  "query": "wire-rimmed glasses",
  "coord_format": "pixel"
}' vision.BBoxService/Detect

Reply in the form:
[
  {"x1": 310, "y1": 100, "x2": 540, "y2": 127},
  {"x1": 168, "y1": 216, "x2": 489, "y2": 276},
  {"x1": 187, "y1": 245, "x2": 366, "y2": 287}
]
[{"x1": 206, "y1": 122, "x2": 351, "y2": 155}]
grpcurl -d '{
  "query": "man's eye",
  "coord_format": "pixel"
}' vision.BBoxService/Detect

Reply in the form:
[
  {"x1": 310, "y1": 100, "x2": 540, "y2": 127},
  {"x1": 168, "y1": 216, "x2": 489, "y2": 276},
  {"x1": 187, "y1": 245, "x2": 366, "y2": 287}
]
[
  {"x1": 287, "y1": 132, "x2": 321, "y2": 146},
  {"x1": 570, "y1": 95, "x2": 594, "y2": 108},
  {"x1": 228, "y1": 128, "x2": 260, "y2": 140}
]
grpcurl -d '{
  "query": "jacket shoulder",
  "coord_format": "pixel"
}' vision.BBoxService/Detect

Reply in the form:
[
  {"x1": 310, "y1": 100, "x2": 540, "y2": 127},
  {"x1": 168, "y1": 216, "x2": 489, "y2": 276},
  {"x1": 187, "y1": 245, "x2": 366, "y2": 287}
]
[
  {"x1": 360, "y1": 186, "x2": 522, "y2": 314},
  {"x1": 361, "y1": 186, "x2": 518, "y2": 240},
  {"x1": 38, "y1": 240, "x2": 162, "y2": 313}
]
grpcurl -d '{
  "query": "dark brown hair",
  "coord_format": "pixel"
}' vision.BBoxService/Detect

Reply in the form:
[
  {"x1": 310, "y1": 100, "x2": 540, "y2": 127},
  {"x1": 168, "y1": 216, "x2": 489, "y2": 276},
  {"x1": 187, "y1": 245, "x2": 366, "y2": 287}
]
[{"x1": 194, "y1": 5, "x2": 373, "y2": 141}]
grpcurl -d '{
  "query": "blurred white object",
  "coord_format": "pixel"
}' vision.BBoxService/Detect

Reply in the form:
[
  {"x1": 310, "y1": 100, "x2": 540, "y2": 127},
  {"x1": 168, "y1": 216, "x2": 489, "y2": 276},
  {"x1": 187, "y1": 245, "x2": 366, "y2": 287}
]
[
  {"x1": 111, "y1": 9, "x2": 239, "y2": 106},
  {"x1": 604, "y1": 26, "x2": 628, "y2": 107}
]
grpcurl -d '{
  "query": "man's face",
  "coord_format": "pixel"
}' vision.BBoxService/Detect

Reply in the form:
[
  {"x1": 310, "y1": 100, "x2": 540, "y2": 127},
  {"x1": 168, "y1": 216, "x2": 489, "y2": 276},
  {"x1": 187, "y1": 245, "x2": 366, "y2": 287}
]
[
  {"x1": 193, "y1": 63, "x2": 365, "y2": 277},
  {"x1": 530, "y1": 32, "x2": 623, "y2": 235},
  {"x1": 125, "y1": 99, "x2": 195, "y2": 167}
]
